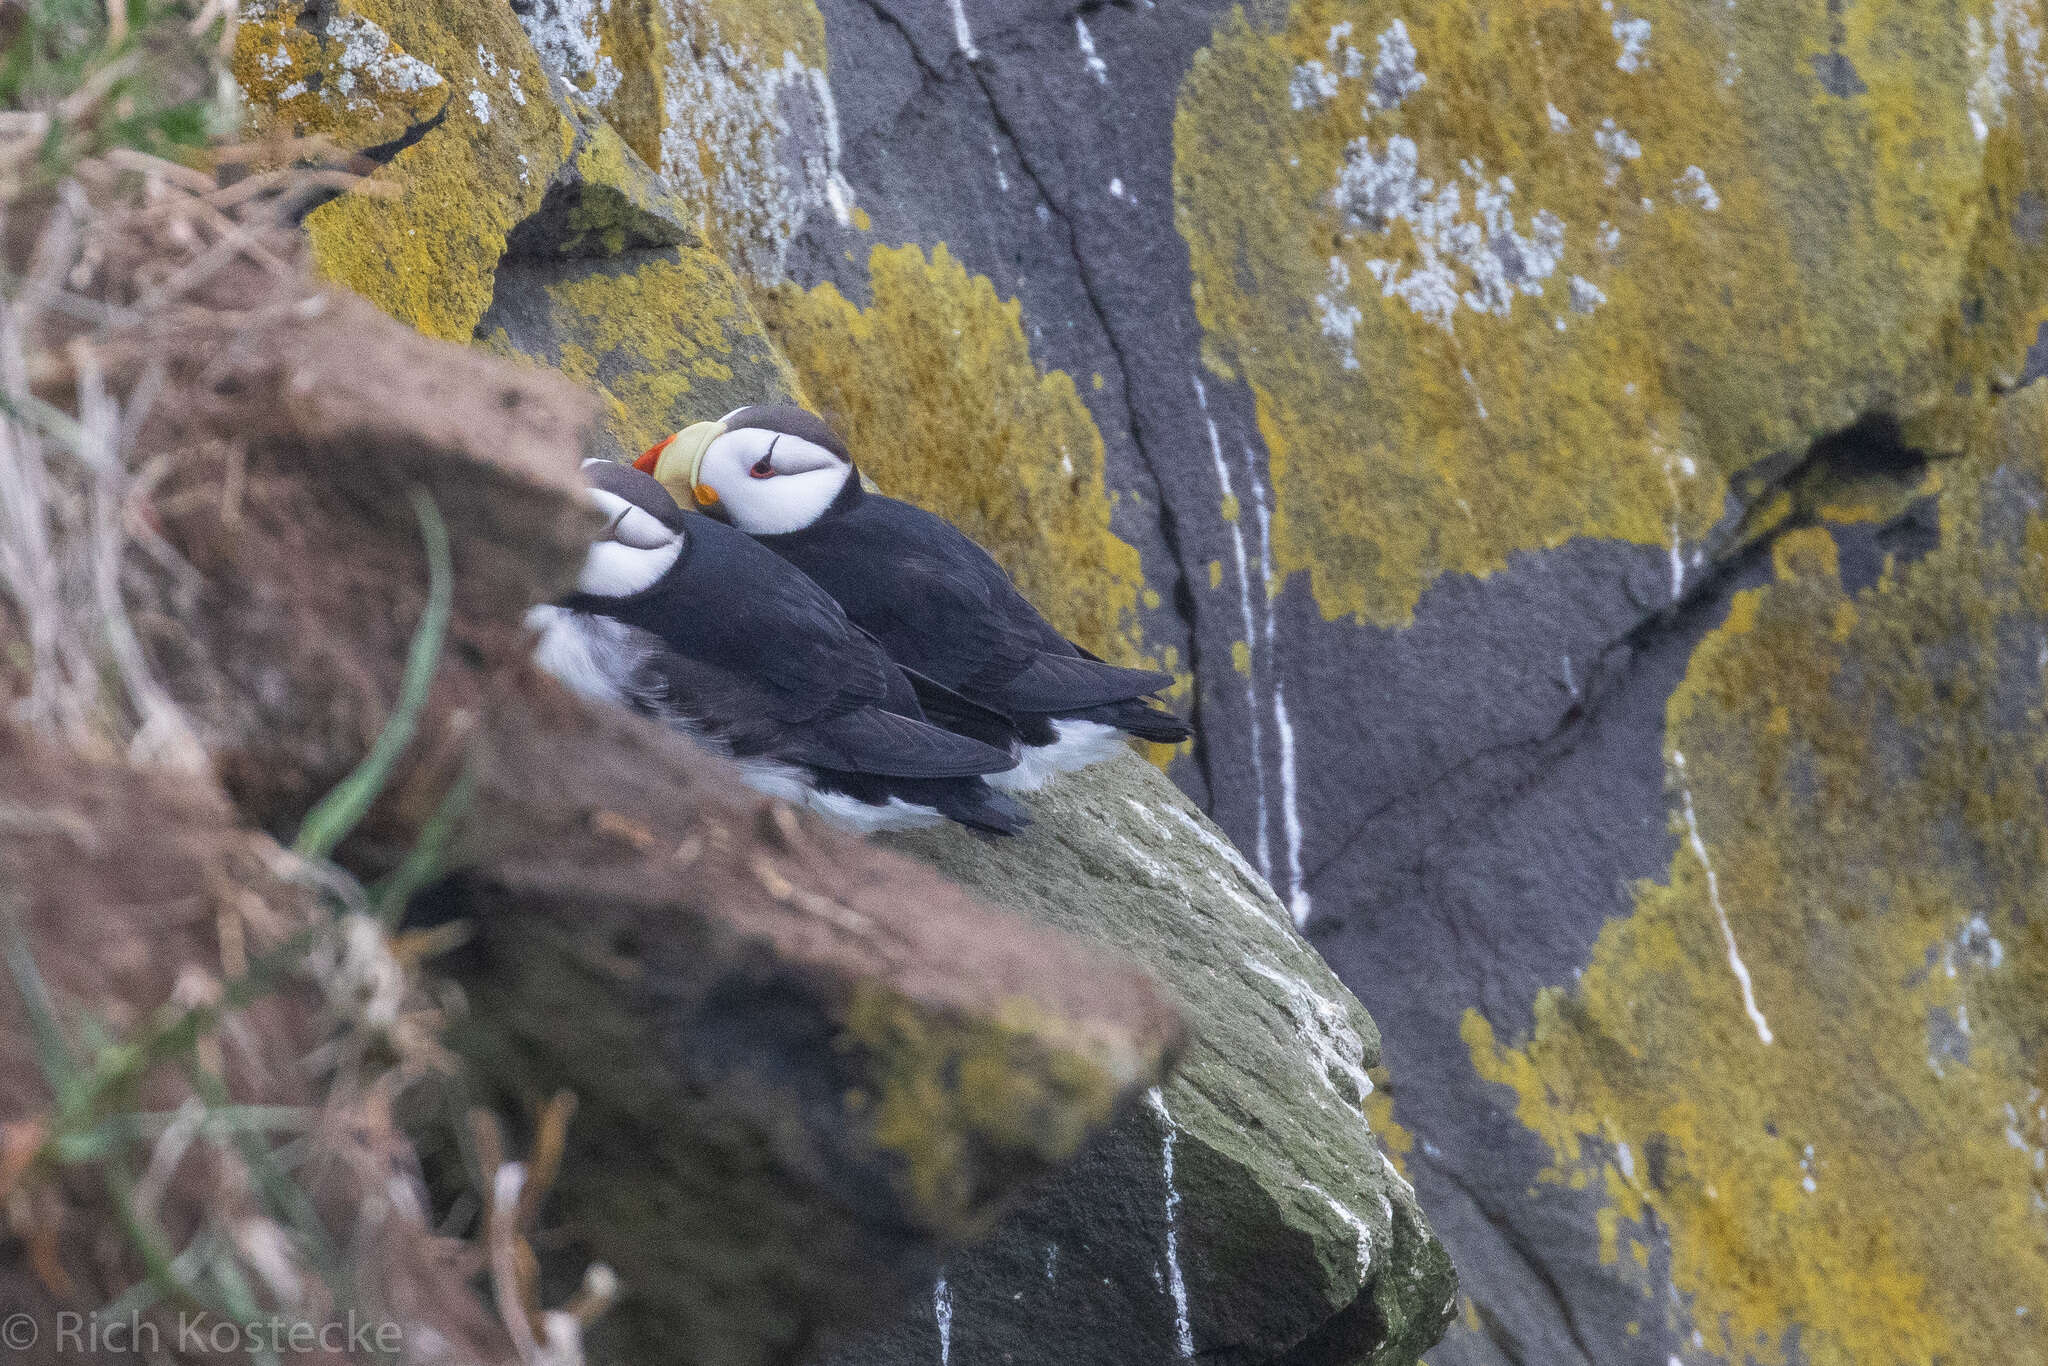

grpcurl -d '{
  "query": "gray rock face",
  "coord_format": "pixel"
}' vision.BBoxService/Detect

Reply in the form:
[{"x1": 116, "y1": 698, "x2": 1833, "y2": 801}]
[
  {"x1": 792, "y1": 5, "x2": 2048, "y2": 1365},
  {"x1": 829, "y1": 754, "x2": 1453, "y2": 1366}
]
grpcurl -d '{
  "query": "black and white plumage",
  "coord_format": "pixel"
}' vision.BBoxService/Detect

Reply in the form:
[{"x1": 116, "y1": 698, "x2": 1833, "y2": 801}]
[
  {"x1": 527, "y1": 459, "x2": 1030, "y2": 834},
  {"x1": 637, "y1": 406, "x2": 1193, "y2": 790}
]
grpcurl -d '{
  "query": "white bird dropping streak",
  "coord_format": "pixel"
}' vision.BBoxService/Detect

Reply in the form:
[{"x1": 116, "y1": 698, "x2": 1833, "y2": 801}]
[
  {"x1": 1195, "y1": 376, "x2": 1274, "y2": 878},
  {"x1": 1303, "y1": 1182, "x2": 1374, "y2": 1282},
  {"x1": 934, "y1": 1276, "x2": 953, "y2": 1364},
  {"x1": 947, "y1": 0, "x2": 977, "y2": 60},
  {"x1": 1244, "y1": 449, "x2": 1309, "y2": 924},
  {"x1": 1075, "y1": 17, "x2": 1110, "y2": 83},
  {"x1": 1661, "y1": 443, "x2": 1686, "y2": 599},
  {"x1": 1673, "y1": 751, "x2": 1773, "y2": 1045},
  {"x1": 1147, "y1": 1088, "x2": 1196, "y2": 1359},
  {"x1": 1273, "y1": 683, "x2": 1311, "y2": 926}
]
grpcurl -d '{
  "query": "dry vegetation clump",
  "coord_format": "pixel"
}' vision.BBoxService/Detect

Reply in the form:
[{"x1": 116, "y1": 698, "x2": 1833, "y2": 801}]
[{"x1": 1, "y1": 134, "x2": 613, "y2": 1366}]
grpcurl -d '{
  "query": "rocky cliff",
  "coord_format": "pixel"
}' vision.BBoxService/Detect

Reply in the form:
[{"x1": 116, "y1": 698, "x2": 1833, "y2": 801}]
[
  {"x1": 223, "y1": 1, "x2": 2048, "y2": 1364},
  {"x1": 3, "y1": 5, "x2": 1452, "y2": 1366},
  {"x1": 220, "y1": 6, "x2": 1448, "y2": 1361}
]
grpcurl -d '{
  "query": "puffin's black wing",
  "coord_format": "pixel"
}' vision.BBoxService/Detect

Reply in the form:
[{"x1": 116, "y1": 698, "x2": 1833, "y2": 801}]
[
  {"x1": 765, "y1": 522, "x2": 1036, "y2": 695},
  {"x1": 895, "y1": 665, "x2": 1026, "y2": 754},
  {"x1": 1000, "y1": 651, "x2": 1178, "y2": 713},
  {"x1": 764, "y1": 496, "x2": 1176, "y2": 717},
  {"x1": 599, "y1": 518, "x2": 1014, "y2": 779},
  {"x1": 632, "y1": 641, "x2": 1013, "y2": 779}
]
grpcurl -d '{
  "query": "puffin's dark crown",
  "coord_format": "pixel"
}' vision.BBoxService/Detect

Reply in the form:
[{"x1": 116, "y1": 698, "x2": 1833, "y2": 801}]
[
  {"x1": 722, "y1": 405, "x2": 852, "y2": 464},
  {"x1": 582, "y1": 458, "x2": 690, "y2": 532}
]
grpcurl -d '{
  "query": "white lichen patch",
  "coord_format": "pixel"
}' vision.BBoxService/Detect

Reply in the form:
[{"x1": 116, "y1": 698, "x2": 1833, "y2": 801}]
[
  {"x1": 514, "y1": 0, "x2": 620, "y2": 105},
  {"x1": 1611, "y1": 14, "x2": 1652, "y2": 72},
  {"x1": 332, "y1": 14, "x2": 443, "y2": 95},
  {"x1": 1676, "y1": 164, "x2": 1720, "y2": 210},
  {"x1": 1315, "y1": 256, "x2": 1363, "y2": 369},
  {"x1": 1333, "y1": 138, "x2": 1569, "y2": 332},
  {"x1": 1290, "y1": 60, "x2": 1341, "y2": 110},
  {"x1": 1289, "y1": 22, "x2": 1374, "y2": 112},
  {"x1": 467, "y1": 87, "x2": 491, "y2": 124},
  {"x1": 1967, "y1": 0, "x2": 2048, "y2": 141},
  {"x1": 1594, "y1": 117, "x2": 1642, "y2": 184},
  {"x1": 1331, "y1": 21, "x2": 1366, "y2": 76},
  {"x1": 1547, "y1": 101, "x2": 1572, "y2": 132},
  {"x1": 1366, "y1": 18, "x2": 1425, "y2": 110},
  {"x1": 1569, "y1": 274, "x2": 1607, "y2": 313},
  {"x1": 254, "y1": 9, "x2": 443, "y2": 114},
  {"x1": 651, "y1": 4, "x2": 856, "y2": 282},
  {"x1": 1337, "y1": 134, "x2": 1424, "y2": 232}
]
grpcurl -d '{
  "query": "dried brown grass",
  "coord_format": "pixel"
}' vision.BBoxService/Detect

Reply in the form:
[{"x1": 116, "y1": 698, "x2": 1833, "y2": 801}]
[{"x1": 0, "y1": 153, "x2": 608, "y2": 1365}]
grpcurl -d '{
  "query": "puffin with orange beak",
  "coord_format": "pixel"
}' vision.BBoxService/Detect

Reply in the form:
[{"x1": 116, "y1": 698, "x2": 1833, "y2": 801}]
[
  {"x1": 528, "y1": 459, "x2": 1029, "y2": 834},
  {"x1": 638, "y1": 405, "x2": 1192, "y2": 791}
]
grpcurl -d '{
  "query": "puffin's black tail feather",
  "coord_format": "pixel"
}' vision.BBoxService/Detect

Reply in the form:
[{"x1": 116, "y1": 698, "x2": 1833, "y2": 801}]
[
  {"x1": 942, "y1": 778, "x2": 1040, "y2": 835},
  {"x1": 1076, "y1": 696, "x2": 1194, "y2": 745},
  {"x1": 900, "y1": 667, "x2": 1025, "y2": 755},
  {"x1": 933, "y1": 781, "x2": 1032, "y2": 836}
]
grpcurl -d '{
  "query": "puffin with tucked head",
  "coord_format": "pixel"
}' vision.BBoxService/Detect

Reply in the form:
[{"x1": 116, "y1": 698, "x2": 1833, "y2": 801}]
[
  {"x1": 636, "y1": 406, "x2": 1192, "y2": 790},
  {"x1": 527, "y1": 460, "x2": 1029, "y2": 834}
]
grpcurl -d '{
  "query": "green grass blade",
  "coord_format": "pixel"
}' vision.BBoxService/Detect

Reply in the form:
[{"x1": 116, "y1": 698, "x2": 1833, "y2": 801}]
[
  {"x1": 53, "y1": 1105, "x2": 313, "y2": 1163},
  {"x1": 293, "y1": 487, "x2": 453, "y2": 863},
  {"x1": 373, "y1": 756, "x2": 478, "y2": 927},
  {"x1": 2, "y1": 900, "x2": 83, "y2": 1099},
  {"x1": 185, "y1": 1060, "x2": 343, "y2": 1280}
]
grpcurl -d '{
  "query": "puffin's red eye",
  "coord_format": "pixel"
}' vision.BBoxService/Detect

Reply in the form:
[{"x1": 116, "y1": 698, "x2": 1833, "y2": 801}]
[{"x1": 749, "y1": 452, "x2": 776, "y2": 478}]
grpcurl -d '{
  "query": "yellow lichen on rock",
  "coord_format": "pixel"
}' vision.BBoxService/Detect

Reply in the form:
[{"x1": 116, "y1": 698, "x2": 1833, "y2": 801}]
[
  {"x1": 234, "y1": 0, "x2": 573, "y2": 341},
  {"x1": 1175, "y1": 0, "x2": 2048, "y2": 624},
  {"x1": 1465, "y1": 386, "x2": 2048, "y2": 1365},
  {"x1": 480, "y1": 247, "x2": 800, "y2": 459},
  {"x1": 840, "y1": 983, "x2": 1132, "y2": 1235},
  {"x1": 234, "y1": 4, "x2": 448, "y2": 148},
  {"x1": 758, "y1": 243, "x2": 1158, "y2": 668}
]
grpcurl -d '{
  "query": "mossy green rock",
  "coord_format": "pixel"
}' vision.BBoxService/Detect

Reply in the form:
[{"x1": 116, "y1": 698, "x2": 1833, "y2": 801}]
[{"x1": 851, "y1": 755, "x2": 1453, "y2": 1366}]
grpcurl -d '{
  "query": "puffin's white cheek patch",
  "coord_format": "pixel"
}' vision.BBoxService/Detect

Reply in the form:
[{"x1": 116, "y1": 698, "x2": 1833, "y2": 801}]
[
  {"x1": 708, "y1": 428, "x2": 779, "y2": 474},
  {"x1": 613, "y1": 506, "x2": 676, "y2": 550},
  {"x1": 578, "y1": 540, "x2": 682, "y2": 597},
  {"x1": 714, "y1": 467, "x2": 852, "y2": 535}
]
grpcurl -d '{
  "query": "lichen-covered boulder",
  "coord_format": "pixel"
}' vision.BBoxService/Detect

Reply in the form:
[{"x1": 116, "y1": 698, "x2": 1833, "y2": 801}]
[{"x1": 845, "y1": 754, "x2": 1453, "y2": 1366}]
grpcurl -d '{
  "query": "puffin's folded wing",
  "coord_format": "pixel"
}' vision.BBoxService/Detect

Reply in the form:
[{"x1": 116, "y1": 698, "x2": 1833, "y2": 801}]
[
  {"x1": 897, "y1": 666, "x2": 1025, "y2": 754},
  {"x1": 999, "y1": 649, "x2": 1178, "y2": 714},
  {"x1": 634, "y1": 652, "x2": 1011, "y2": 778},
  {"x1": 805, "y1": 705, "x2": 1020, "y2": 779}
]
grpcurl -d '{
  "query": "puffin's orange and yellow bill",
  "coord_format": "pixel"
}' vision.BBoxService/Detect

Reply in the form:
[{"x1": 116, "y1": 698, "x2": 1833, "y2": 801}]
[{"x1": 633, "y1": 435, "x2": 674, "y2": 474}]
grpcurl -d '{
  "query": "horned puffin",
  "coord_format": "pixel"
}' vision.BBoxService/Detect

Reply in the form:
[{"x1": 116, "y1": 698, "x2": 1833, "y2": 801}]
[
  {"x1": 527, "y1": 459, "x2": 1030, "y2": 834},
  {"x1": 635, "y1": 406, "x2": 1193, "y2": 791}
]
